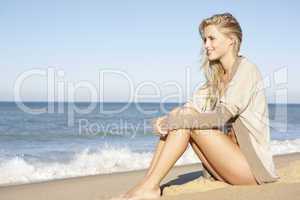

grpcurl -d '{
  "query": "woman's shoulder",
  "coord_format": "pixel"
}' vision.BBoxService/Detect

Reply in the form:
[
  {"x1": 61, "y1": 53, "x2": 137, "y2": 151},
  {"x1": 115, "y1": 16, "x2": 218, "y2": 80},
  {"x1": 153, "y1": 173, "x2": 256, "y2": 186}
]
[
  {"x1": 240, "y1": 56, "x2": 259, "y2": 72},
  {"x1": 238, "y1": 56, "x2": 263, "y2": 80}
]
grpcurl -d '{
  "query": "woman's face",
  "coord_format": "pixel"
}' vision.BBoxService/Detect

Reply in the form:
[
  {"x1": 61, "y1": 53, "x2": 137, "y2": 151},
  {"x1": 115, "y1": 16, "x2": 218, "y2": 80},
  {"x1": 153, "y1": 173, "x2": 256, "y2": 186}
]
[{"x1": 203, "y1": 25, "x2": 233, "y2": 61}]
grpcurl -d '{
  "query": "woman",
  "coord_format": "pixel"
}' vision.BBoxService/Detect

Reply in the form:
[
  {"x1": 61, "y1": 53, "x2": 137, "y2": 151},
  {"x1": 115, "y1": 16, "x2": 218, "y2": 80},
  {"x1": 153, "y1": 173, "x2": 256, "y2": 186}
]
[{"x1": 111, "y1": 12, "x2": 280, "y2": 200}]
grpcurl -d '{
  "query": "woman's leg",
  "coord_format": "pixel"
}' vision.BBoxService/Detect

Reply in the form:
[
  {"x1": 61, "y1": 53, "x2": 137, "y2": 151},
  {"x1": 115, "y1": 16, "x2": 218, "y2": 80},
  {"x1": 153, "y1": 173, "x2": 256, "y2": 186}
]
[
  {"x1": 113, "y1": 128, "x2": 191, "y2": 200},
  {"x1": 189, "y1": 137, "x2": 226, "y2": 181},
  {"x1": 148, "y1": 134, "x2": 225, "y2": 182},
  {"x1": 144, "y1": 135, "x2": 167, "y2": 178},
  {"x1": 119, "y1": 129, "x2": 241, "y2": 199},
  {"x1": 190, "y1": 129, "x2": 258, "y2": 185},
  {"x1": 189, "y1": 128, "x2": 239, "y2": 182},
  {"x1": 124, "y1": 131, "x2": 195, "y2": 197},
  {"x1": 146, "y1": 128, "x2": 237, "y2": 181},
  {"x1": 121, "y1": 135, "x2": 167, "y2": 197}
]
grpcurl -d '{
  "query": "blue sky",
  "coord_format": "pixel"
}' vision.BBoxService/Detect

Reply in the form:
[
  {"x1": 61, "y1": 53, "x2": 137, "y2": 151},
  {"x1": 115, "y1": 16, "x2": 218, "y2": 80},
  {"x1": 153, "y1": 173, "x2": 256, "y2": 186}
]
[{"x1": 1, "y1": 0, "x2": 299, "y2": 103}]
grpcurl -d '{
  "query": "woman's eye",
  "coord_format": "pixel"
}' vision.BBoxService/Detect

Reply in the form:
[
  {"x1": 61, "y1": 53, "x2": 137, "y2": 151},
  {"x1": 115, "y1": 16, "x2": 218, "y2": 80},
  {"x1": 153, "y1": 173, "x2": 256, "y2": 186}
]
[{"x1": 203, "y1": 37, "x2": 215, "y2": 43}]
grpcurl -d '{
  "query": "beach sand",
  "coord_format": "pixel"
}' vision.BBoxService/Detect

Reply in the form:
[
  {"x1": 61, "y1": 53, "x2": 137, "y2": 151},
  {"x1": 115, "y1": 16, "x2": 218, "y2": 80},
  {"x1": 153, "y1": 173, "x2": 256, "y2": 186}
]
[{"x1": 0, "y1": 152, "x2": 300, "y2": 200}]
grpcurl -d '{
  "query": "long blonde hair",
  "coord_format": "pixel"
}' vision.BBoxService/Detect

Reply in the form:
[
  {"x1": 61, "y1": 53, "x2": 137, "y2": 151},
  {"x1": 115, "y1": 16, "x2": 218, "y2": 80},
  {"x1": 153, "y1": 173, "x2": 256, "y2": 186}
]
[{"x1": 198, "y1": 13, "x2": 243, "y2": 110}]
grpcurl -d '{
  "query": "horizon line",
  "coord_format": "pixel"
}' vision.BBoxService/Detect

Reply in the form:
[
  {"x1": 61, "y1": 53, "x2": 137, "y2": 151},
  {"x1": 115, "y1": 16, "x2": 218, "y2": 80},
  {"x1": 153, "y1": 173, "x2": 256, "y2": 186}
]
[{"x1": 0, "y1": 101, "x2": 298, "y2": 105}]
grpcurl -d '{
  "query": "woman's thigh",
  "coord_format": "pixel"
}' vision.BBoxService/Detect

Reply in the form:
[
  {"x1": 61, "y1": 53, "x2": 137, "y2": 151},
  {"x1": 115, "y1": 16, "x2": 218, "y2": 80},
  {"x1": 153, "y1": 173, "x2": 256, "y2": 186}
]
[{"x1": 191, "y1": 129, "x2": 257, "y2": 185}]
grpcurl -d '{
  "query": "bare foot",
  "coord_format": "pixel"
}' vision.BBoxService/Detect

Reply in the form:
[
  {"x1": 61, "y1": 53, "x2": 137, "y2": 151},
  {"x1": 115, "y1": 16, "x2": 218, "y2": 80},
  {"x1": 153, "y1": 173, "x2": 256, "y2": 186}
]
[{"x1": 109, "y1": 183, "x2": 161, "y2": 200}]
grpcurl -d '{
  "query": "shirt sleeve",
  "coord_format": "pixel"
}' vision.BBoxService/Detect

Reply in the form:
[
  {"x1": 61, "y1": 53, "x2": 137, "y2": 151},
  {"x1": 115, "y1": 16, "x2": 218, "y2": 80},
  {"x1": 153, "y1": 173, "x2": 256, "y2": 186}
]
[
  {"x1": 165, "y1": 104, "x2": 234, "y2": 130},
  {"x1": 151, "y1": 83, "x2": 208, "y2": 127}
]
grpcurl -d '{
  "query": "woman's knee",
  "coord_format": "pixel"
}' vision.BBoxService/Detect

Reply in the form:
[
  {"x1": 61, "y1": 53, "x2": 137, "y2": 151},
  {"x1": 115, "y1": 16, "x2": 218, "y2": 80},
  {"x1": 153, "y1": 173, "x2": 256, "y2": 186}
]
[
  {"x1": 169, "y1": 128, "x2": 192, "y2": 136},
  {"x1": 191, "y1": 129, "x2": 222, "y2": 138}
]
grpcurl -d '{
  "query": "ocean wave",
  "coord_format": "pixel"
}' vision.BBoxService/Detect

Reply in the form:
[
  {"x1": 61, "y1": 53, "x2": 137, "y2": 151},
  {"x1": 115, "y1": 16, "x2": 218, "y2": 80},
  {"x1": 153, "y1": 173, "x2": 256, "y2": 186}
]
[
  {"x1": 271, "y1": 138, "x2": 300, "y2": 155},
  {"x1": 1, "y1": 139, "x2": 300, "y2": 186},
  {"x1": 0, "y1": 144, "x2": 199, "y2": 186}
]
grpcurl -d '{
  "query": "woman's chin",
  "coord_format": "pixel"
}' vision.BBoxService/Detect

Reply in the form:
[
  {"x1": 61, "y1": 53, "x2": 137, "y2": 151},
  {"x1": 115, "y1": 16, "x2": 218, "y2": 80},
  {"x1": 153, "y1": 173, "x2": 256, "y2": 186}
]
[{"x1": 207, "y1": 55, "x2": 219, "y2": 61}]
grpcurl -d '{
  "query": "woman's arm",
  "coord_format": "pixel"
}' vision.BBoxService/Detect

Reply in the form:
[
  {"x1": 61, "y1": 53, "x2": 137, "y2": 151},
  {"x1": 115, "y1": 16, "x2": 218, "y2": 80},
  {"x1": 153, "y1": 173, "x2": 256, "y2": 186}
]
[
  {"x1": 162, "y1": 63, "x2": 259, "y2": 131},
  {"x1": 151, "y1": 101, "x2": 194, "y2": 135},
  {"x1": 163, "y1": 104, "x2": 234, "y2": 131},
  {"x1": 153, "y1": 61, "x2": 260, "y2": 133}
]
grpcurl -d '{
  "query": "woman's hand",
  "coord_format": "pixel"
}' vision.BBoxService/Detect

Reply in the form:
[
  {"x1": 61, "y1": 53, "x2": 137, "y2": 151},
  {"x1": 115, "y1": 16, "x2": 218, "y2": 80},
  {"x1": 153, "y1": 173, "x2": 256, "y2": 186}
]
[
  {"x1": 151, "y1": 107, "x2": 183, "y2": 136},
  {"x1": 152, "y1": 105, "x2": 202, "y2": 134},
  {"x1": 152, "y1": 116, "x2": 169, "y2": 136}
]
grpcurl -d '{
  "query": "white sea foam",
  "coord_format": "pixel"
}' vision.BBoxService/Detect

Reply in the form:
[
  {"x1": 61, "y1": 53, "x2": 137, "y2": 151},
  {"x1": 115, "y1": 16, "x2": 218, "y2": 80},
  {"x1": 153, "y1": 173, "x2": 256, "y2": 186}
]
[
  {"x1": 0, "y1": 144, "x2": 199, "y2": 186},
  {"x1": 1, "y1": 139, "x2": 300, "y2": 186},
  {"x1": 271, "y1": 138, "x2": 300, "y2": 155}
]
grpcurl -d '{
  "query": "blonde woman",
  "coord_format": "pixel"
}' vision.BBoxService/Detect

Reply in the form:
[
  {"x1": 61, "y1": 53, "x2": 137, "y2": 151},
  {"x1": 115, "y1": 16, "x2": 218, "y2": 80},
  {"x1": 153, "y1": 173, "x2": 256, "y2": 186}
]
[{"x1": 111, "y1": 12, "x2": 280, "y2": 200}]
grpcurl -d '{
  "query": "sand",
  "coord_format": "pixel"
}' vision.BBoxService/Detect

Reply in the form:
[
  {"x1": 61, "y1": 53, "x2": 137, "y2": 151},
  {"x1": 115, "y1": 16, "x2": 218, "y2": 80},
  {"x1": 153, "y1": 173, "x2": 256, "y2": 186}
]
[
  {"x1": 0, "y1": 152, "x2": 300, "y2": 200},
  {"x1": 163, "y1": 156, "x2": 300, "y2": 197}
]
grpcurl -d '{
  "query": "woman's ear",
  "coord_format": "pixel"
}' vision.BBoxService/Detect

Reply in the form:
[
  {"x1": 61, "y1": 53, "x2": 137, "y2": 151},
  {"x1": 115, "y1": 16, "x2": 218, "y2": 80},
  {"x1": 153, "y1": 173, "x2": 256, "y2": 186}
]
[{"x1": 228, "y1": 34, "x2": 235, "y2": 46}]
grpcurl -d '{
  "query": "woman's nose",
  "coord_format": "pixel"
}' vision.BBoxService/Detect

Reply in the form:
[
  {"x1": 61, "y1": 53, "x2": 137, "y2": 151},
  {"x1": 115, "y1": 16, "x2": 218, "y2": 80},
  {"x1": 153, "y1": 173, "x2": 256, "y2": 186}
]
[{"x1": 204, "y1": 40, "x2": 210, "y2": 49}]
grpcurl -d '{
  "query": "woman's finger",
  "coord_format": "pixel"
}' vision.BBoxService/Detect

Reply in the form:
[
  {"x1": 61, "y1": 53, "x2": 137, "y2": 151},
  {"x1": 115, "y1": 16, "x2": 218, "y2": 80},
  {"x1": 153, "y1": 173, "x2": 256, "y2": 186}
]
[
  {"x1": 157, "y1": 117, "x2": 169, "y2": 135},
  {"x1": 151, "y1": 117, "x2": 164, "y2": 134}
]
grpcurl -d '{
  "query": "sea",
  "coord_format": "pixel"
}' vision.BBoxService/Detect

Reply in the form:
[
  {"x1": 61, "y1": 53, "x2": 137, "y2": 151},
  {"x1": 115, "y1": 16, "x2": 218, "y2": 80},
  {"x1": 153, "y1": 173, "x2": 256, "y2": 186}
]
[{"x1": 1, "y1": 102, "x2": 300, "y2": 186}]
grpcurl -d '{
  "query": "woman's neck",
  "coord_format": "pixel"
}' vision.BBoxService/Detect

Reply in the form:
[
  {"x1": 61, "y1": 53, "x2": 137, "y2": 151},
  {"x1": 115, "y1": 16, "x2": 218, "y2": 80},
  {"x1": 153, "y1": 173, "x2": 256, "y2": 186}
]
[{"x1": 219, "y1": 53, "x2": 238, "y2": 75}]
